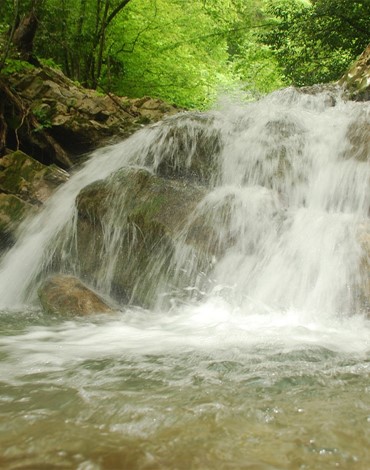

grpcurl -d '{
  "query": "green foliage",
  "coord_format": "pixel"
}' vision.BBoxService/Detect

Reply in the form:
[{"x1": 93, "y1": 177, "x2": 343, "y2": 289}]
[
  {"x1": 1, "y1": 59, "x2": 34, "y2": 75},
  {"x1": 6, "y1": 0, "x2": 367, "y2": 108},
  {"x1": 263, "y1": 0, "x2": 370, "y2": 86},
  {"x1": 39, "y1": 58, "x2": 61, "y2": 70},
  {"x1": 32, "y1": 106, "x2": 52, "y2": 132},
  {"x1": 224, "y1": 1, "x2": 287, "y2": 94},
  {"x1": 1, "y1": 0, "x2": 289, "y2": 108},
  {"x1": 102, "y1": 0, "x2": 237, "y2": 108}
]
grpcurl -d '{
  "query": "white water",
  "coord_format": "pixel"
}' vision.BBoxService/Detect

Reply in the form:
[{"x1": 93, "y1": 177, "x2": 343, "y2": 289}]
[
  {"x1": 0, "y1": 87, "x2": 369, "y2": 469},
  {"x1": 0, "y1": 87, "x2": 369, "y2": 322}
]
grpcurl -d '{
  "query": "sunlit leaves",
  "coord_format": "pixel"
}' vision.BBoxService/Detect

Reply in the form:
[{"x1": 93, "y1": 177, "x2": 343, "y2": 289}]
[{"x1": 263, "y1": 0, "x2": 370, "y2": 86}]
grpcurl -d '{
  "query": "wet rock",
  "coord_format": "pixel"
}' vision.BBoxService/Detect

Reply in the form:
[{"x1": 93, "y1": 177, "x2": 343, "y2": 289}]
[
  {"x1": 0, "y1": 150, "x2": 68, "y2": 251},
  {"x1": 38, "y1": 274, "x2": 114, "y2": 316},
  {"x1": 147, "y1": 113, "x2": 222, "y2": 184},
  {"x1": 343, "y1": 116, "x2": 370, "y2": 162},
  {"x1": 359, "y1": 225, "x2": 370, "y2": 314},
  {"x1": 297, "y1": 83, "x2": 340, "y2": 105},
  {"x1": 76, "y1": 168, "x2": 207, "y2": 307}
]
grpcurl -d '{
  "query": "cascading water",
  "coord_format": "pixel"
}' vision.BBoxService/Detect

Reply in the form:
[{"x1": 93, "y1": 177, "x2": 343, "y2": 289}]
[{"x1": 0, "y1": 87, "x2": 369, "y2": 469}]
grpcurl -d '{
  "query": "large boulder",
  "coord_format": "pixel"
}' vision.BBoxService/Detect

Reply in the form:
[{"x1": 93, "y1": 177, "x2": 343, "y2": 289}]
[
  {"x1": 38, "y1": 274, "x2": 114, "y2": 316},
  {"x1": 147, "y1": 113, "x2": 223, "y2": 184},
  {"x1": 340, "y1": 43, "x2": 370, "y2": 101},
  {"x1": 75, "y1": 168, "x2": 208, "y2": 307}
]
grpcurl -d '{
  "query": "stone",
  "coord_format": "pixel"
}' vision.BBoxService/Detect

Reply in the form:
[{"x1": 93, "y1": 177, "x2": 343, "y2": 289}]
[
  {"x1": 339, "y1": 43, "x2": 370, "y2": 101},
  {"x1": 343, "y1": 117, "x2": 370, "y2": 162},
  {"x1": 75, "y1": 168, "x2": 208, "y2": 307},
  {"x1": 358, "y1": 225, "x2": 370, "y2": 314},
  {"x1": 147, "y1": 113, "x2": 222, "y2": 184},
  {"x1": 0, "y1": 193, "x2": 36, "y2": 250},
  {"x1": 5, "y1": 66, "x2": 180, "y2": 167},
  {"x1": 38, "y1": 274, "x2": 114, "y2": 316},
  {"x1": 0, "y1": 150, "x2": 69, "y2": 205}
]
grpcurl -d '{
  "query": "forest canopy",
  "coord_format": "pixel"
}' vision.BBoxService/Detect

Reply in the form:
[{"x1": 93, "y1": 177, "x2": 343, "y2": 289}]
[{"x1": 1, "y1": 0, "x2": 369, "y2": 109}]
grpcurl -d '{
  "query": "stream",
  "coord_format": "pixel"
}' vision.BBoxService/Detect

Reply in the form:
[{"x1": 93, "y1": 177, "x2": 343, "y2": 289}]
[{"x1": 0, "y1": 87, "x2": 369, "y2": 469}]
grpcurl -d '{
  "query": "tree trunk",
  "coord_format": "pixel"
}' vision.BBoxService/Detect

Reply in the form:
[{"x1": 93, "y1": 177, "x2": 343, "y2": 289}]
[{"x1": 12, "y1": 10, "x2": 39, "y2": 63}]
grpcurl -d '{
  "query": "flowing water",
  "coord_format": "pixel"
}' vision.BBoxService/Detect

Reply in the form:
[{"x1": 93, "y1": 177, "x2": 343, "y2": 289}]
[{"x1": 0, "y1": 88, "x2": 369, "y2": 469}]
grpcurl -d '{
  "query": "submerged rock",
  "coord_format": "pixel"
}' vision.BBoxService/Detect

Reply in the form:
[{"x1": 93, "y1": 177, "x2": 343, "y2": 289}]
[
  {"x1": 343, "y1": 115, "x2": 370, "y2": 162},
  {"x1": 38, "y1": 275, "x2": 114, "y2": 316},
  {"x1": 76, "y1": 168, "x2": 208, "y2": 307}
]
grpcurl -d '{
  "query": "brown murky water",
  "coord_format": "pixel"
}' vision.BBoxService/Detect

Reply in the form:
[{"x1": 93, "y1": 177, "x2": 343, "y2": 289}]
[{"x1": 0, "y1": 308, "x2": 369, "y2": 470}]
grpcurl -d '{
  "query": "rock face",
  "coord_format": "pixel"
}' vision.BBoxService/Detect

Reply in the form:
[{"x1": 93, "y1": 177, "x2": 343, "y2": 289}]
[
  {"x1": 75, "y1": 168, "x2": 208, "y2": 307},
  {"x1": 0, "y1": 64, "x2": 179, "y2": 250},
  {"x1": 0, "y1": 150, "x2": 69, "y2": 204},
  {"x1": 0, "y1": 193, "x2": 35, "y2": 250},
  {"x1": 340, "y1": 43, "x2": 370, "y2": 101},
  {"x1": 4, "y1": 66, "x2": 180, "y2": 168},
  {"x1": 0, "y1": 150, "x2": 69, "y2": 249},
  {"x1": 38, "y1": 274, "x2": 113, "y2": 316}
]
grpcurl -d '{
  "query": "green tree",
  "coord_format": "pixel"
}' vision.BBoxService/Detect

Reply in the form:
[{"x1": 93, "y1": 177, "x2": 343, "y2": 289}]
[
  {"x1": 102, "y1": 0, "x2": 238, "y2": 108},
  {"x1": 1, "y1": 0, "x2": 287, "y2": 108},
  {"x1": 32, "y1": 0, "x2": 132, "y2": 87},
  {"x1": 263, "y1": 0, "x2": 370, "y2": 86},
  {"x1": 223, "y1": 0, "x2": 286, "y2": 94}
]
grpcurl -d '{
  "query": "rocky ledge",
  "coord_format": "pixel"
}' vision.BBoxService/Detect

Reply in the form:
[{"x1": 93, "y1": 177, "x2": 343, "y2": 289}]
[
  {"x1": 0, "y1": 64, "x2": 180, "y2": 252},
  {"x1": 1, "y1": 65, "x2": 180, "y2": 168}
]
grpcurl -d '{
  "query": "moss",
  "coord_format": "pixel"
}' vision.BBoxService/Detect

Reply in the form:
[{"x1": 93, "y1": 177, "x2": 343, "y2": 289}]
[
  {"x1": 0, "y1": 193, "x2": 30, "y2": 229},
  {"x1": 0, "y1": 151, "x2": 45, "y2": 194},
  {"x1": 0, "y1": 193, "x2": 35, "y2": 250},
  {"x1": 135, "y1": 116, "x2": 151, "y2": 125},
  {"x1": 1, "y1": 59, "x2": 34, "y2": 76}
]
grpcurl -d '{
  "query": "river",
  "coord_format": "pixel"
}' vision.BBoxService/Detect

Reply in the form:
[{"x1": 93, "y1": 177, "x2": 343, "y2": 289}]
[{"x1": 0, "y1": 87, "x2": 369, "y2": 469}]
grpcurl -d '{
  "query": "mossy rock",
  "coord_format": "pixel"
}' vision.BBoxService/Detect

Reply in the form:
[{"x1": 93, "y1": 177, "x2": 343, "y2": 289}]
[
  {"x1": 4, "y1": 66, "x2": 180, "y2": 166},
  {"x1": 0, "y1": 193, "x2": 36, "y2": 250},
  {"x1": 0, "y1": 150, "x2": 69, "y2": 204},
  {"x1": 75, "y1": 168, "x2": 208, "y2": 307}
]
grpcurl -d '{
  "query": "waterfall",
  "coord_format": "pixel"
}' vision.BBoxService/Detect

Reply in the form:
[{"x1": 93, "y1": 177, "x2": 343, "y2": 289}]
[{"x1": 0, "y1": 86, "x2": 368, "y2": 317}]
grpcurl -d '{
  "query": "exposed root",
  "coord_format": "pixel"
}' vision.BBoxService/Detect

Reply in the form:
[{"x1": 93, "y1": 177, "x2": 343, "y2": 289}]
[{"x1": 0, "y1": 77, "x2": 72, "y2": 167}]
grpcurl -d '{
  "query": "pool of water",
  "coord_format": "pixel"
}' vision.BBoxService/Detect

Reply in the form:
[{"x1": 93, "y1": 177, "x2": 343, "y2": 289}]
[{"x1": 1, "y1": 304, "x2": 369, "y2": 470}]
